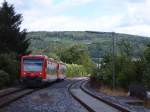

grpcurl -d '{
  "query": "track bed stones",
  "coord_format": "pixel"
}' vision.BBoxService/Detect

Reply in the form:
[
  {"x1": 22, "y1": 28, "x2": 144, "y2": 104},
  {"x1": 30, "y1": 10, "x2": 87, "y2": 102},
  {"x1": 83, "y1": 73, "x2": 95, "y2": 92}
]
[
  {"x1": 0, "y1": 87, "x2": 34, "y2": 108},
  {"x1": 0, "y1": 79, "x2": 88, "y2": 112}
]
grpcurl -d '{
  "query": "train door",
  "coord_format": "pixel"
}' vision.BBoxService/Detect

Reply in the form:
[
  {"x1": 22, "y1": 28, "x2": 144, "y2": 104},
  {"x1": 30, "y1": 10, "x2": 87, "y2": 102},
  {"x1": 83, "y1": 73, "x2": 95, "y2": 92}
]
[
  {"x1": 46, "y1": 59, "x2": 58, "y2": 81},
  {"x1": 58, "y1": 64, "x2": 66, "y2": 79}
]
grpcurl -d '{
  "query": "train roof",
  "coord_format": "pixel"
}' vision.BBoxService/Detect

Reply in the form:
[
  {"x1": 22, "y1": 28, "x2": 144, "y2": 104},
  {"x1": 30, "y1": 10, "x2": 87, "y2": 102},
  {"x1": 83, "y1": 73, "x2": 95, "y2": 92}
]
[
  {"x1": 22, "y1": 55, "x2": 48, "y2": 59},
  {"x1": 22, "y1": 55, "x2": 66, "y2": 65},
  {"x1": 58, "y1": 62, "x2": 66, "y2": 65},
  {"x1": 48, "y1": 58, "x2": 66, "y2": 65}
]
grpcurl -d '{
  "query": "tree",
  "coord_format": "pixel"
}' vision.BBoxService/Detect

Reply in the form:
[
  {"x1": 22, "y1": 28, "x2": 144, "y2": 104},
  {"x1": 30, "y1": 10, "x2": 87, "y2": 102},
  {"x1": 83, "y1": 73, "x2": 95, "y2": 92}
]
[
  {"x1": 60, "y1": 44, "x2": 94, "y2": 73},
  {"x1": 0, "y1": 1, "x2": 30, "y2": 55},
  {"x1": 90, "y1": 40, "x2": 145, "y2": 89},
  {"x1": 144, "y1": 43, "x2": 150, "y2": 63},
  {"x1": 143, "y1": 43, "x2": 150, "y2": 89},
  {"x1": 60, "y1": 44, "x2": 87, "y2": 64},
  {"x1": 118, "y1": 39, "x2": 133, "y2": 57}
]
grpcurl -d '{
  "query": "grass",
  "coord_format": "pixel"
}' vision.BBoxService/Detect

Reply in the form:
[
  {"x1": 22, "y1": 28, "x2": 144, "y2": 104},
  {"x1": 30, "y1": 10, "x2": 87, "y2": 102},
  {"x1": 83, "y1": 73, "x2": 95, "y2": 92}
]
[{"x1": 98, "y1": 86, "x2": 128, "y2": 97}]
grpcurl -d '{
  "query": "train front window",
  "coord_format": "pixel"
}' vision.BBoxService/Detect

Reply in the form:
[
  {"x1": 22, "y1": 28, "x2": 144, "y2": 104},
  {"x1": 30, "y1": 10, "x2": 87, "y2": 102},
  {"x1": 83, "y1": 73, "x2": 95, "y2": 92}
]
[{"x1": 23, "y1": 58, "x2": 44, "y2": 72}]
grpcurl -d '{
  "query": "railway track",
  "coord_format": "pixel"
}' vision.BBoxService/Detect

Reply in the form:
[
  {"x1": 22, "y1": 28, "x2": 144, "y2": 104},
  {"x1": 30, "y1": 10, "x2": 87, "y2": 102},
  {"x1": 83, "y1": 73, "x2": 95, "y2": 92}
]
[
  {"x1": 0, "y1": 79, "x2": 130, "y2": 111},
  {"x1": 0, "y1": 87, "x2": 36, "y2": 108},
  {"x1": 68, "y1": 79, "x2": 129, "y2": 112},
  {"x1": 0, "y1": 80, "x2": 61, "y2": 109}
]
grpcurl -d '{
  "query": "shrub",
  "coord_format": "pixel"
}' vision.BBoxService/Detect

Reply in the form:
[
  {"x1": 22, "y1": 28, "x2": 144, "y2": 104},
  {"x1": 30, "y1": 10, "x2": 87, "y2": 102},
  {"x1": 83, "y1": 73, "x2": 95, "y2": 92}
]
[
  {"x1": 142, "y1": 44, "x2": 150, "y2": 89},
  {"x1": 90, "y1": 42, "x2": 150, "y2": 90},
  {"x1": 66, "y1": 64, "x2": 87, "y2": 77},
  {"x1": 116, "y1": 56, "x2": 137, "y2": 88},
  {"x1": 143, "y1": 64, "x2": 150, "y2": 89},
  {"x1": 0, "y1": 70, "x2": 10, "y2": 88},
  {"x1": 90, "y1": 55, "x2": 143, "y2": 89},
  {"x1": 0, "y1": 53, "x2": 19, "y2": 84}
]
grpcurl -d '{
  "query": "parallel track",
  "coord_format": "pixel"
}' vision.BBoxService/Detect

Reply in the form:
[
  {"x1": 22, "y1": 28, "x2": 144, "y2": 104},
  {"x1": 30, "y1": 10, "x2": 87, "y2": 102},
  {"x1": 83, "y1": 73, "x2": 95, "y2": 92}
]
[
  {"x1": 80, "y1": 81, "x2": 130, "y2": 112},
  {"x1": 0, "y1": 81, "x2": 57, "y2": 108},
  {"x1": 0, "y1": 79, "x2": 130, "y2": 111},
  {"x1": 68, "y1": 80, "x2": 95, "y2": 112},
  {"x1": 0, "y1": 87, "x2": 36, "y2": 108},
  {"x1": 68, "y1": 80, "x2": 129, "y2": 112}
]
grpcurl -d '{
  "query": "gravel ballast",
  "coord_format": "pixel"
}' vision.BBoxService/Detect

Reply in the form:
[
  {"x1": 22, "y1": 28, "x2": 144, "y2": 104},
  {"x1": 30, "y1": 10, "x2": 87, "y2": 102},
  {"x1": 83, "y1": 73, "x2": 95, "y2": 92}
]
[{"x1": 0, "y1": 79, "x2": 88, "y2": 112}]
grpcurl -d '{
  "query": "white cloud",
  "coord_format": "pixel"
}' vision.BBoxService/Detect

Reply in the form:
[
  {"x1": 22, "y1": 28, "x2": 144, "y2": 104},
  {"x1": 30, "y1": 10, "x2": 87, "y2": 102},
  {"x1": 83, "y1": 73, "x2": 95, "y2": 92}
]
[
  {"x1": 22, "y1": 14, "x2": 122, "y2": 32},
  {"x1": 126, "y1": 0, "x2": 150, "y2": 25},
  {"x1": 0, "y1": 0, "x2": 150, "y2": 36},
  {"x1": 52, "y1": 0, "x2": 94, "y2": 14},
  {"x1": 57, "y1": 0, "x2": 94, "y2": 6},
  {"x1": 115, "y1": 25, "x2": 150, "y2": 36},
  {"x1": 114, "y1": 0, "x2": 150, "y2": 36},
  {"x1": 0, "y1": 0, "x2": 23, "y2": 7},
  {"x1": 34, "y1": 0, "x2": 53, "y2": 6},
  {"x1": 69, "y1": 0, "x2": 94, "y2": 5}
]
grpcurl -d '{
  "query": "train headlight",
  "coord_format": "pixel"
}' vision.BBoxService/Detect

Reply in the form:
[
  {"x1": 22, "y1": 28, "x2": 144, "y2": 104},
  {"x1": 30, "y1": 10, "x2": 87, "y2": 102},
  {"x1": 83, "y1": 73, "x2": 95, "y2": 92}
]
[
  {"x1": 39, "y1": 73, "x2": 42, "y2": 75},
  {"x1": 23, "y1": 72, "x2": 26, "y2": 75}
]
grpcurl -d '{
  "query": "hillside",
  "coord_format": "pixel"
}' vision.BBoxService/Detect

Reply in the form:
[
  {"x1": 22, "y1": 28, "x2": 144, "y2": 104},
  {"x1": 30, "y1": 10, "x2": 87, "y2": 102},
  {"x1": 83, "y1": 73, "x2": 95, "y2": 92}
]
[{"x1": 27, "y1": 31, "x2": 150, "y2": 60}]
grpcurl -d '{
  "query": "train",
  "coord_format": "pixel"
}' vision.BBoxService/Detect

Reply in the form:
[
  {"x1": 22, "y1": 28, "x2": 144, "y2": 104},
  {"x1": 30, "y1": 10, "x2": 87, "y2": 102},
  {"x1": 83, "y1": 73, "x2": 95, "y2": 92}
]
[{"x1": 20, "y1": 55, "x2": 66, "y2": 86}]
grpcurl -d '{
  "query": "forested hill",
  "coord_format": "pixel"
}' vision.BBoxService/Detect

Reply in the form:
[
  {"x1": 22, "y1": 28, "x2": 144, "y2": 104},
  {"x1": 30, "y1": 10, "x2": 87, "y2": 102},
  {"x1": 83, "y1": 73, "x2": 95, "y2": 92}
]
[{"x1": 27, "y1": 31, "x2": 150, "y2": 59}]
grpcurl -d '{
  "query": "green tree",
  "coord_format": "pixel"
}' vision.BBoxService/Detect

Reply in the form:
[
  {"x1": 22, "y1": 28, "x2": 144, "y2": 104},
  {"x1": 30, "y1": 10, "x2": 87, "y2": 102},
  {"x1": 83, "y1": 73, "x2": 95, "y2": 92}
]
[
  {"x1": 60, "y1": 44, "x2": 88, "y2": 64},
  {"x1": 0, "y1": 1, "x2": 30, "y2": 55},
  {"x1": 144, "y1": 43, "x2": 150, "y2": 62},
  {"x1": 143, "y1": 43, "x2": 150, "y2": 89},
  {"x1": 47, "y1": 52, "x2": 60, "y2": 61},
  {"x1": 95, "y1": 54, "x2": 138, "y2": 88},
  {"x1": 91, "y1": 40, "x2": 144, "y2": 89},
  {"x1": 0, "y1": 53, "x2": 19, "y2": 81},
  {"x1": 118, "y1": 39, "x2": 133, "y2": 57},
  {"x1": 66, "y1": 64, "x2": 87, "y2": 77},
  {"x1": 60, "y1": 44, "x2": 94, "y2": 73},
  {"x1": 0, "y1": 70, "x2": 10, "y2": 88}
]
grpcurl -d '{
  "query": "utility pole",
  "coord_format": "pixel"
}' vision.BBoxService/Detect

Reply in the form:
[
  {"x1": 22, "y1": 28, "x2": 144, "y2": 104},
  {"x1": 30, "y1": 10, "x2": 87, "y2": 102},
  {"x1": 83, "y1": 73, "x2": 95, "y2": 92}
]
[
  {"x1": 112, "y1": 32, "x2": 116, "y2": 89},
  {"x1": 86, "y1": 31, "x2": 116, "y2": 89}
]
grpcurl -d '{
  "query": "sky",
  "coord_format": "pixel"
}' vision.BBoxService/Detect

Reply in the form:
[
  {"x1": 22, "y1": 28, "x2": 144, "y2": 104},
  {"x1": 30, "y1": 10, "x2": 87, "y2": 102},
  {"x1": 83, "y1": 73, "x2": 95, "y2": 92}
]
[{"x1": 0, "y1": 0, "x2": 150, "y2": 36}]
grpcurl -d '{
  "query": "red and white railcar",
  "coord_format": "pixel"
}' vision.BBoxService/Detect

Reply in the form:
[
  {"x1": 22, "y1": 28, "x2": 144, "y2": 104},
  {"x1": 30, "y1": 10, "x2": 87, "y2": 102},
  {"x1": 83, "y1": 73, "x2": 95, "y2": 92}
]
[{"x1": 20, "y1": 55, "x2": 66, "y2": 85}]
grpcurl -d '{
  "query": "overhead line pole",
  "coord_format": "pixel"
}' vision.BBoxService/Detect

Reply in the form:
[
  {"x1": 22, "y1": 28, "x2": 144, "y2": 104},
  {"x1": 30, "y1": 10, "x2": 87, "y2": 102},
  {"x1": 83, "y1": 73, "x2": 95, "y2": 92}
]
[
  {"x1": 86, "y1": 31, "x2": 116, "y2": 89},
  {"x1": 112, "y1": 32, "x2": 116, "y2": 89}
]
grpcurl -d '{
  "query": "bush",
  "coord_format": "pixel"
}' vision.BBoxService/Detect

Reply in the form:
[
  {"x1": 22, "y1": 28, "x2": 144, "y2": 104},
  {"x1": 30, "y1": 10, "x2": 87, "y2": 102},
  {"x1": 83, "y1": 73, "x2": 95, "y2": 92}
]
[
  {"x1": 0, "y1": 53, "x2": 19, "y2": 84},
  {"x1": 116, "y1": 56, "x2": 137, "y2": 88},
  {"x1": 143, "y1": 64, "x2": 150, "y2": 89},
  {"x1": 0, "y1": 70, "x2": 10, "y2": 88},
  {"x1": 91, "y1": 55, "x2": 144, "y2": 89},
  {"x1": 90, "y1": 42, "x2": 150, "y2": 90},
  {"x1": 66, "y1": 64, "x2": 87, "y2": 77},
  {"x1": 143, "y1": 43, "x2": 150, "y2": 89}
]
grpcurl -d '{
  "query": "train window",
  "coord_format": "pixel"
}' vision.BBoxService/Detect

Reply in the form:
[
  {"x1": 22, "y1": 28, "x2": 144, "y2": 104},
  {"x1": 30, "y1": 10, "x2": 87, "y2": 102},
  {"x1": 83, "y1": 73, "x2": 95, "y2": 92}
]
[{"x1": 23, "y1": 58, "x2": 44, "y2": 72}]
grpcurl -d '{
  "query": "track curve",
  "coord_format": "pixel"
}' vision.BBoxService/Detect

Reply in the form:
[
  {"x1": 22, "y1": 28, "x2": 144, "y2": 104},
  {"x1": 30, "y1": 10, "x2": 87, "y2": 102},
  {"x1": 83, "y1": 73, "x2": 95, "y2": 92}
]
[{"x1": 68, "y1": 79, "x2": 125, "y2": 112}]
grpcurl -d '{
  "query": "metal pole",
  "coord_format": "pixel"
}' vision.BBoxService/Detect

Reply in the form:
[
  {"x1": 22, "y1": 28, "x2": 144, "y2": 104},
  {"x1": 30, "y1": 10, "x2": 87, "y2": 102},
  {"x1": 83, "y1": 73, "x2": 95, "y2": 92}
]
[
  {"x1": 112, "y1": 32, "x2": 115, "y2": 89},
  {"x1": 86, "y1": 31, "x2": 116, "y2": 88},
  {"x1": 98, "y1": 57, "x2": 100, "y2": 69}
]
